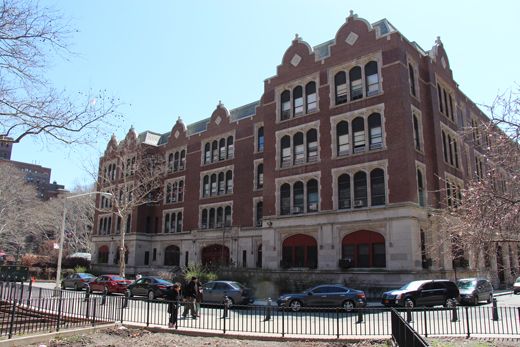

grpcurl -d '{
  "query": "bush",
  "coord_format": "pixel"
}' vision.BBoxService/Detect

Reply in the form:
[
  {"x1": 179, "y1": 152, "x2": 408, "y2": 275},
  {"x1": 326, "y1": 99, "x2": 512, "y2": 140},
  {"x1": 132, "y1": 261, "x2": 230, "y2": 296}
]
[
  {"x1": 62, "y1": 257, "x2": 90, "y2": 270},
  {"x1": 183, "y1": 264, "x2": 218, "y2": 283},
  {"x1": 74, "y1": 265, "x2": 87, "y2": 273}
]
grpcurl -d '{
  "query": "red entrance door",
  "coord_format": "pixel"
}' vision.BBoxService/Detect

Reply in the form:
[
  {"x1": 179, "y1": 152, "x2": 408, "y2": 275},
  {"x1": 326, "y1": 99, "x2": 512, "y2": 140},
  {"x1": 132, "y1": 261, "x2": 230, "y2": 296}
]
[{"x1": 201, "y1": 244, "x2": 230, "y2": 266}]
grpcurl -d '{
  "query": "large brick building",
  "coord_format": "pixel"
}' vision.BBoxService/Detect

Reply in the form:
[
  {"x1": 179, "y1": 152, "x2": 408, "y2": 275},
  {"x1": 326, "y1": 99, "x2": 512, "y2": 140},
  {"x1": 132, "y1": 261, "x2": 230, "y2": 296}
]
[{"x1": 92, "y1": 12, "x2": 515, "y2": 287}]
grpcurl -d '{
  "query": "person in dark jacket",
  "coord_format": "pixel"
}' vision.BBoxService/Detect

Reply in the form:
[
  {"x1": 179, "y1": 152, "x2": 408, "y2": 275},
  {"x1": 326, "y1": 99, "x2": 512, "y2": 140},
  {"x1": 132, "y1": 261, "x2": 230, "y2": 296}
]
[
  {"x1": 167, "y1": 283, "x2": 181, "y2": 328},
  {"x1": 195, "y1": 279, "x2": 203, "y2": 317},
  {"x1": 182, "y1": 277, "x2": 198, "y2": 318}
]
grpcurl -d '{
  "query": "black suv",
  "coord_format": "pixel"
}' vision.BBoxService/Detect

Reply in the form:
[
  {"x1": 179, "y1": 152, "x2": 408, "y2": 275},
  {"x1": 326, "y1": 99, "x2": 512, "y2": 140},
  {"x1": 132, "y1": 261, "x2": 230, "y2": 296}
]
[{"x1": 382, "y1": 280, "x2": 460, "y2": 308}]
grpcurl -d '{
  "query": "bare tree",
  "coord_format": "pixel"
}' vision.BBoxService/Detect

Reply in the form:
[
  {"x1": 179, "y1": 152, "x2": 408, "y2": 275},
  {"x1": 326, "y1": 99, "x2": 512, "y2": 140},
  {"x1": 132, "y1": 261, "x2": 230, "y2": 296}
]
[
  {"x1": 0, "y1": 163, "x2": 42, "y2": 258},
  {"x1": 97, "y1": 130, "x2": 165, "y2": 277},
  {"x1": 0, "y1": 0, "x2": 120, "y2": 145},
  {"x1": 432, "y1": 86, "x2": 520, "y2": 273}
]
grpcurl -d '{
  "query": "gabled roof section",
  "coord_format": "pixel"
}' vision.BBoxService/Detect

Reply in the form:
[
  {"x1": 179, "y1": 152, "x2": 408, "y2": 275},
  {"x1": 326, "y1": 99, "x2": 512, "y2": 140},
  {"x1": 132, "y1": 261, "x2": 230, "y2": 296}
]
[{"x1": 187, "y1": 118, "x2": 210, "y2": 136}]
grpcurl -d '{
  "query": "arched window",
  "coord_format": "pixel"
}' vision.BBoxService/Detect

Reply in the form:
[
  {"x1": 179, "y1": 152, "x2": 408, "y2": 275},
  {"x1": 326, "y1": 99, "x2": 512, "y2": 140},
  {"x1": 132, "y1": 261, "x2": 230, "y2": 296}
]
[
  {"x1": 176, "y1": 212, "x2": 182, "y2": 233},
  {"x1": 224, "y1": 206, "x2": 232, "y2": 226},
  {"x1": 164, "y1": 213, "x2": 170, "y2": 233},
  {"x1": 293, "y1": 86, "x2": 303, "y2": 116},
  {"x1": 338, "y1": 174, "x2": 351, "y2": 209},
  {"x1": 368, "y1": 113, "x2": 382, "y2": 150},
  {"x1": 417, "y1": 169, "x2": 425, "y2": 207},
  {"x1": 257, "y1": 164, "x2": 263, "y2": 189},
  {"x1": 209, "y1": 208, "x2": 215, "y2": 229},
  {"x1": 349, "y1": 66, "x2": 362, "y2": 100},
  {"x1": 216, "y1": 207, "x2": 223, "y2": 228},
  {"x1": 174, "y1": 151, "x2": 179, "y2": 171},
  {"x1": 201, "y1": 244, "x2": 229, "y2": 266},
  {"x1": 413, "y1": 114, "x2": 421, "y2": 150},
  {"x1": 293, "y1": 132, "x2": 304, "y2": 165},
  {"x1": 226, "y1": 136, "x2": 234, "y2": 159},
  {"x1": 353, "y1": 171, "x2": 367, "y2": 208},
  {"x1": 203, "y1": 176, "x2": 209, "y2": 197},
  {"x1": 306, "y1": 129, "x2": 318, "y2": 162},
  {"x1": 307, "y1": 179, "x2": 318, "y2": 212},
  {"x1": 219, "y1": 138, "x2": 226, "y2": 160},
  {"x1": 342, "y1": 230, "x2": 385, "y2": 268},
  {"x1": 305, "y1": 81, "x2": 317, "y2": 112},
  {"x1": 365, "y1": 61, "x2": 379, "y2": 96},
  {"x1": 171, "y1": 182, "x2": 177, "y2": 202},
  {"x1": 180, "y1": 150, "x2": 186, "y2": 170},
  {"x1": 201, "y1": 209, "x2": 208, "y2": 229},
  {"x1": 281, "y1": 90, "x2": 291, "y2": 120},
  {"x1": 164, "y1": 245, "x2": 180, "y2": 266},
  {"x1": 98, "y1": 246, "x2": 109, "y2": 264},
  {"x1": 166, "y1": 183, "x2": 172, "y2": 203},
  {"x1": 170, "y1": 212, "x2": 176, "y2": 233},
  {"x1": 282, "y1": 234, "x2": 317, "y2": 268},
  {"x1": 218, "y1": 172, "x2": 225, "y2": 195},
  {"x1": 211, "y1": 141, "x2": 218, "y2": 162},
  {"x1": 210, "y1": 174, "x2": 217, "y2": 196},
  {"x1": 293, "y1": 181, "x2": 304, "y2": 214},
  {"x1": 168, "y1": 153, "x2": 174, "y2": 171},
  {"x1": 280, "y1": 183, "x2": 291, "y2": 215},
  {"x1": 409, "y1": 63, "x2": 416, "y2": 97},
  {"x1": 204, "y1": 143, "x2": 211, "y2": 164},
  {"x1": 178, "y1": 180, "x2": 184, "y2": 201},
  {"x1": 256, "y1": 201, "x2": 263, "y2": 227},
  {"x1": 281, "y1": 135, "x2": 291, "y2": 167},
  {"x1": 335, "y1": 71, "x2": 348, "y2": 104},
  {"x1": 257, "y1": 127, "x2": 264, "y2": 152},
  {"x1": 370, "y1": 168, "x2": 385, "y2": 206},
  {"x1": 226, "y1": 170, "x2": 233, "y2": 193},
  {"x1": 352, "y1": 117, "x2": 365, "y2": 153},
  {"x1": 337, "y1": 121, "x2": 349, "y2": 156}
]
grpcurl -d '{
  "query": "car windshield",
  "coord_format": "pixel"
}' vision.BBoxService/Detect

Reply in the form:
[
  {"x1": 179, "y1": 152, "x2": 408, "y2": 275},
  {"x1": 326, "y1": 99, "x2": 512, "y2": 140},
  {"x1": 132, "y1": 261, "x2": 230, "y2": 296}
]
[
  {"x1": 399, "y1": 281, "x2": 425, "y2": 291},
  {"x1": 457, "y1": 280, "x2": 476, "y2": 289},
  {"x1": 80, "y1": 274, "x2": 95, "y2": 278},
  {"x1": 154, "y1": 278, "x2": 172, "y2": 285},
  {"x1": 229, "y1": 282, "x2": 245, "y2": 289},
  {"x1": 110, "y1": 276, "x2": 125, "y2": 281}
]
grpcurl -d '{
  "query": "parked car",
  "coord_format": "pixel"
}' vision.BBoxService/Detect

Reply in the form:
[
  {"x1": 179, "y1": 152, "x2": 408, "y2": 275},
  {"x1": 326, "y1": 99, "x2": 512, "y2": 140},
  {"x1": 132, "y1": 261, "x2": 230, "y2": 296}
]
[
  {"x1": 202, "y1": 280, "x2": 254, "y2": 305},
  {"x1": 277, "y1": 284, "x2": 367, "y2": 312},
  {"x1": 127, "y1": 276, "x2": 174, "y2": 300},
  {"x1": 456, "y1": 278, "x2": 493, "y2": 305},
  {"x1": 514, "y1": 277, "x2": 520, "y2": 295},
  {"x1": 381, "y1": 280, "x2": 460, "y2": 308},
  {"x1": 61, "y1": 273, "x2": 96, "y2": 291},
  {"x1": 89, "y1": 275, "x2": 132, "y2": 294}
]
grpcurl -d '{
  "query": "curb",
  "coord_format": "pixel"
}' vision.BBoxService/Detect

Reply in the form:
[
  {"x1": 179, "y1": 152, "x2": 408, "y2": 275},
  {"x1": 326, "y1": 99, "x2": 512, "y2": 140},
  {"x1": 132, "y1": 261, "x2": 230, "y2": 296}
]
[{"x1": 494, "y1": 291, "x2": 513, "y2": 297}]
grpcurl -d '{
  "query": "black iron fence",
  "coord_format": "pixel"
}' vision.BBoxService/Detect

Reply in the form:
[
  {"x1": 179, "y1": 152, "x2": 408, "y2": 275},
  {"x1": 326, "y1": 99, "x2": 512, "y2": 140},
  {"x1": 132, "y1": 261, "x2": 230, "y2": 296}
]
[
  {"x1": 391, "y1": 308, "x2": 429, "y2": 347},
  {"x1": 1, "y1": 281, "x2": 520, "y2": 341}
]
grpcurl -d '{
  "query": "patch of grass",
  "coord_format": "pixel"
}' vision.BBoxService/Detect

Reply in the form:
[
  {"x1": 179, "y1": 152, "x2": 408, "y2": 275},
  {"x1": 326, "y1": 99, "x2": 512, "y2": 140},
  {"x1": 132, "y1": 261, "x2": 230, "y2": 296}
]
[{"x1": 48, "y1": 334, "x2": 93, "y2": 346}]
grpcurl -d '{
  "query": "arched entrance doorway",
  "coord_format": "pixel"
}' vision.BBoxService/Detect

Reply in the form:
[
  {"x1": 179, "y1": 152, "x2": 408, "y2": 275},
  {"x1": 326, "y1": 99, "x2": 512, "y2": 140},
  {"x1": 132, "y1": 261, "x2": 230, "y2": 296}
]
[
  {"x1": 164, "y1": 245, "x2": 180, "y2": 266},
  {"x1": 201, "y1": 244, "x2": 230, "y2": 266},
  {"x1": 281, "y1": 234, "x2": 317, "y2": 268},
  {"x1": 341, "y1": 230, "x2": 386, "y2": 268}
]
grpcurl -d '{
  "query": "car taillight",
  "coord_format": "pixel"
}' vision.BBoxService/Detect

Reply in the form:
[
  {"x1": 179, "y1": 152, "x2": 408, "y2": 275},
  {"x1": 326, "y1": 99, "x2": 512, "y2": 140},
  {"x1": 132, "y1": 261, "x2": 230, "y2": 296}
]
[
  {"x1": 157, "y1": 285, "x2": 167, "y2": 290},
  {"x1": 80, "y1": 279, "x2": 85, "y2": 282},
  {"x1": 356, "y1": 293, "x2": 366, "y2": 299}
]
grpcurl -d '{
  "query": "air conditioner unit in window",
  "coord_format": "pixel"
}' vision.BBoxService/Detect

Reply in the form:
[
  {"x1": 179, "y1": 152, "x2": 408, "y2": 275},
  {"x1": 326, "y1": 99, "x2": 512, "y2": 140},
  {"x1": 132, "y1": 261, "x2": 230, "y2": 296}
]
[
  {"x1": 292, "y1": 207, "x2": 303, "y2": 214},
  {"x1": 354, "y1": 199, "x2": 365, "y2": 207},
  {"x1": 308, "y1": 203, "x2": 318, "y2": 211}
]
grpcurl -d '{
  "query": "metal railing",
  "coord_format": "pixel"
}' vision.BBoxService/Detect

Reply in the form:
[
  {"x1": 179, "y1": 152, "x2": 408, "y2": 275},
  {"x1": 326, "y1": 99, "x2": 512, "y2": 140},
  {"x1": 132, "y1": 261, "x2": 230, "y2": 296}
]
[
  {"x1": 391, "y1": 308, "x2": 429, "y2": 346},
  {"x1": 1, "y1": 282, "x2": 520, "y2": 341}
]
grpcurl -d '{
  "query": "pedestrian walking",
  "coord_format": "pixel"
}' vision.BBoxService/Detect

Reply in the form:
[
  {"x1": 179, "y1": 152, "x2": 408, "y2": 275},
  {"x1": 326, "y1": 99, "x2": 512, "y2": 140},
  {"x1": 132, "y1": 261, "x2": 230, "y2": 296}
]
[
  {"x1": 167, "y1": 283, "x2": 181, "y2": 328},
  {"x1": 195, "y1": 279, "x2": 203, "y2": 317},
  {"x1": 182, "y1": 276, "x2": 198, "y2": 319}
]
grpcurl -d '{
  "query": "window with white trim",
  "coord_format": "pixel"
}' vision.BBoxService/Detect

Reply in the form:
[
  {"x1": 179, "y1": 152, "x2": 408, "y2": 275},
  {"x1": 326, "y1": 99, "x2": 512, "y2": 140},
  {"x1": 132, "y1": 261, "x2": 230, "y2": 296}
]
[
  {"x1": 164, "y1": 177, "x2": 184, "y2": 204},
  {"x1": 278, "y1": 178, "x2": 320, "y2": 216},
  {"x1": 203, "y1": 136, "x2": 234, "y2": 164},
  {"x1": 278, "y1": 80, "x2": 319, "y2": 121},
  {"x1": 163, "y1": 210, "x2": 183, "y2": 233},
  {"x1": 333, "y1": 60, "x2": 381, "y2": 105},
  {"x1": 200, "y1": 204, "x2": 232, "y2": 229}
]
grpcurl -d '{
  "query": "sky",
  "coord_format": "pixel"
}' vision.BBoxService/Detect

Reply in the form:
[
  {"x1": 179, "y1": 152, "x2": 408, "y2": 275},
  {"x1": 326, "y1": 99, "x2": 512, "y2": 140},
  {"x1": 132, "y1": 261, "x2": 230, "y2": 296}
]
[{"x1": 10, "y1": 0, "x2": 520, "y2": 189}]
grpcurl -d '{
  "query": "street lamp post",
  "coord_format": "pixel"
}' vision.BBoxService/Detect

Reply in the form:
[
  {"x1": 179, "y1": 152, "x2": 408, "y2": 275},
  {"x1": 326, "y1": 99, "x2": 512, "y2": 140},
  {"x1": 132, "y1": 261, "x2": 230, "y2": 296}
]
[{"x1": 54, "y1": 191, "x2": 112, "y2": 292}]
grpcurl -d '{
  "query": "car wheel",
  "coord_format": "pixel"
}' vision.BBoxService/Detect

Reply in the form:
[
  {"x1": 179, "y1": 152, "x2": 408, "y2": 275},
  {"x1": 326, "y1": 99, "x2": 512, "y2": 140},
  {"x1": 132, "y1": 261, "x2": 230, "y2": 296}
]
[
  {"x1": 289, "y1": 300, "x2": 302, "y2": 312},
  {"x1": 342, "y1": 300, "x2": 355, "y2": 312},
  {"x1": 487, "y1": 294, "x2": 493, "y2": 303},
  {"x1": 404, "y1": 298, "x2": 415, "y2": 309},
  {"x1": 147, "y1": 291, "x2": 155, "y2": 300},
  {"x1": 444, "y1": 298, "x2": 456, "y2": 308}
]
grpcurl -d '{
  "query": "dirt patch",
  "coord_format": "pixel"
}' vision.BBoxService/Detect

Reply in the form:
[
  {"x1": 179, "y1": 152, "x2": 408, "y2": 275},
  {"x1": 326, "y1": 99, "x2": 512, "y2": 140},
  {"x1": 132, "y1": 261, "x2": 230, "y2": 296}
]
[{"x1": 28, "y1": 326, "x2": 390, "y2": 347}]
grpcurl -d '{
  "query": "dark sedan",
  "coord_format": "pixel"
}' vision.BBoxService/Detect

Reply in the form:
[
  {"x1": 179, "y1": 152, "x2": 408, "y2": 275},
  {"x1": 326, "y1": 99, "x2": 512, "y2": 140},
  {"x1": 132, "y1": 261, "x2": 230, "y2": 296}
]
[
  {"x1": 127, "y1": 276, "x2": 174, "y2": 300},
  {"x1": 89, "y1": 274, "x2": 132, "y2": 294},
  {"x1": 277, "y1": 284, "x2": 367, "y2": 312},
  {"x1": 61, "y1": 273, "x2": 96, "y2": 291}
]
